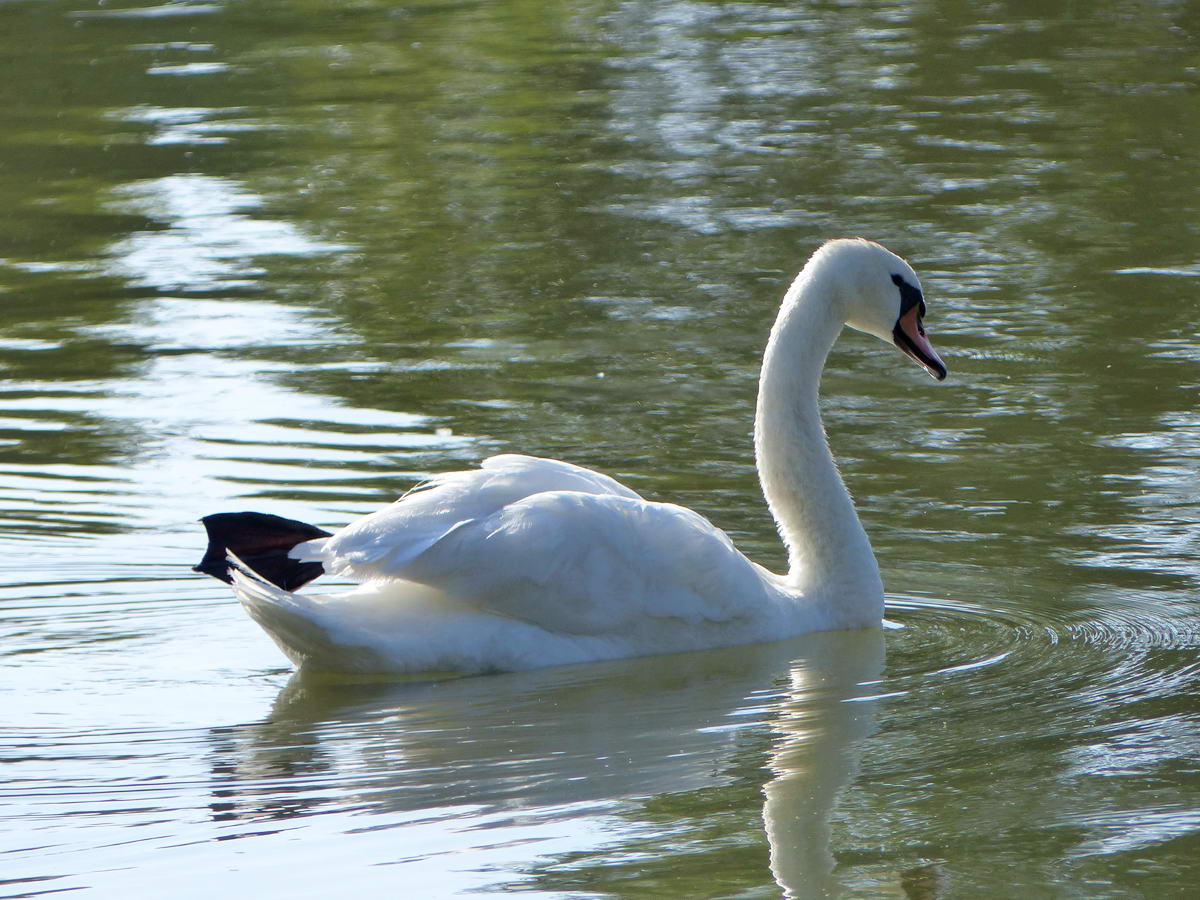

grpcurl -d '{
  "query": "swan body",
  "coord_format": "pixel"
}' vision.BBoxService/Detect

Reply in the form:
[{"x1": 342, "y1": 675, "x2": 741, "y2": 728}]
[{"x1": 198, "y1": 238, "x2": 947, "y2": 674}]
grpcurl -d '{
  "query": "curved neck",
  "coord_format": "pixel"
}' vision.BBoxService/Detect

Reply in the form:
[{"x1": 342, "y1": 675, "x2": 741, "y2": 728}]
[{"x1": 754, "y1": 270, "x2": 882, "y2": 607}]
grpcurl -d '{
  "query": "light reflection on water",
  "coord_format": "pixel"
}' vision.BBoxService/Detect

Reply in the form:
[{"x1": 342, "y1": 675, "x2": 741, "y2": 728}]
[
  {"x1": 7, "y1": 573, "x2": 1195, "y2": 896},
  {"x1": 6, "y1": 628, "x2": 884, "y2": 898},
  {"x1": 2, "y1": 0, "x2": 1200, "y2": 895},
  {"x1": 106, "y1": 174, "x2": 353, "y2": 290}
]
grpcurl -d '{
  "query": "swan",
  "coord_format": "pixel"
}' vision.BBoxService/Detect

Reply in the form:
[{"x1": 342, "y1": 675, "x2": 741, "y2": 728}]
[{"x1": 194, "y1": 238, "x2": 947, "y2": 674}]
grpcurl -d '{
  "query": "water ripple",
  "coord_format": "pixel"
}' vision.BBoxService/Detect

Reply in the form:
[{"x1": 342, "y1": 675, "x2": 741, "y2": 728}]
[{"x1": 884, "y1": 591, "x2": 1200, "y2": 718}]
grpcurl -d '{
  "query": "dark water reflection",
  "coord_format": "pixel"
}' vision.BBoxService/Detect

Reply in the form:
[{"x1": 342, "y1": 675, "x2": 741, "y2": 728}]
[{"x1": 2, "y1": 0, "x2": 1199, "y2": 896}]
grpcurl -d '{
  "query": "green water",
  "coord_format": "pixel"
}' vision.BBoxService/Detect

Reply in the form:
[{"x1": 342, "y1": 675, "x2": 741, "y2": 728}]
[{"x1": 2, "y1": 0, "x2": 1198, "y2": 896}]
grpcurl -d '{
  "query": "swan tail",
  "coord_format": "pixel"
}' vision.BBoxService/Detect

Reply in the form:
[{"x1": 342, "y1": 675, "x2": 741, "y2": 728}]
[
  {"x1": 228, "y1": 557, "x2": 396, "y2": 673},
  {"x1": 194, "y1": 511, "x2": 331, "y2": 590}
]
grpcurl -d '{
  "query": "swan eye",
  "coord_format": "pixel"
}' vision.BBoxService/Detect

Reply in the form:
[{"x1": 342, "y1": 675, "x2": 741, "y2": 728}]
[{"x1": 890, "y1": 273, "x2": 926, "y2": 320}]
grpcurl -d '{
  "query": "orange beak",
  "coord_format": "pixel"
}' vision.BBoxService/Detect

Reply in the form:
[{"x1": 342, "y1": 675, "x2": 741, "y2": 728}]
[{"x1": 893, "y1": 305, "x2": 947, "y2": 381}]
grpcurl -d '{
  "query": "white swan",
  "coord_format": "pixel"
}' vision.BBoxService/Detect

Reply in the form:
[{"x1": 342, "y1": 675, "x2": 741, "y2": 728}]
[{"x1": 195, "y1": 238, "x2": 947, "y2": 674}]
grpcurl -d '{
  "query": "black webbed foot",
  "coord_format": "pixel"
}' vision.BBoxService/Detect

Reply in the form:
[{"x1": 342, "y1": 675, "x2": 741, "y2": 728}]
[{"x1": 194, "y1": 511, "x2": 331, "y2": 591}]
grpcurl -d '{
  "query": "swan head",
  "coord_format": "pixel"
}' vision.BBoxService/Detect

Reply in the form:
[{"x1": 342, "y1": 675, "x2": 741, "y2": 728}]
[{"x1": 822, "y1": 238, "x2": 948, "y2": 381}]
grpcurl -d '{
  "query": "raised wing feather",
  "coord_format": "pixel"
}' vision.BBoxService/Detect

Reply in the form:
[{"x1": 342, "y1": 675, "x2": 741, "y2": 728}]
[
  {"x1": 292, "y1": 454, "x2": 771, "y2": 636},
  {"x1": 398, "y1": 489, "x2": 772, "y2": 635},
  {"x1": 294, "y1": 454, "x2": 642, "y2": 581}
]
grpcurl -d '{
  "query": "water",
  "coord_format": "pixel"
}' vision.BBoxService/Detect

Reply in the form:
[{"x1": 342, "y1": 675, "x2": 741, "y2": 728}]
[{"x1": 2, "y1": 0, "x2": 1198, "y2": 895}]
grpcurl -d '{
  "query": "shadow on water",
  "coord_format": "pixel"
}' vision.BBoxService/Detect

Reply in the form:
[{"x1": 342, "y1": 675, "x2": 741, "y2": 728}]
[{"x1": 204, "y1": 630, "x2": 885, "y2": 898}]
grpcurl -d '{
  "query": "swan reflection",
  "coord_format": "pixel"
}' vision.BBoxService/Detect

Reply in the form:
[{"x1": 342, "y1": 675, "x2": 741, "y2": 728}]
[
  {"x1": 206, "y1": 630, "x2": 885, "y2": 896},
  {"x1": 764, "y1": 631, "x2": 883, "y2": 898}
]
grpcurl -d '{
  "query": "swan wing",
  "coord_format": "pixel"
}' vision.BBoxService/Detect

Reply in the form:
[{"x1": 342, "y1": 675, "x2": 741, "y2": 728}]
[
  {"x1": 294, "y1": 454, "x2": 642, "y2": 580},
  {"x1": 398, "y1": 489, "x2": 771, "y2": 635}
]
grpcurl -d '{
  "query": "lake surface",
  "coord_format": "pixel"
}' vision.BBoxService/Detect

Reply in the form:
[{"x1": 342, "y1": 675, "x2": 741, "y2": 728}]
[{"x1": 2, "y1": 0, "x2": 1199, "y2": 896}]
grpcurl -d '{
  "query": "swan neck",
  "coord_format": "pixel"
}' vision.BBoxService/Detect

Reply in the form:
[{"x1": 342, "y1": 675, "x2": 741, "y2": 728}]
[{"x1": 754, "y1": 270, "x2": 882, "y2": 608}]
